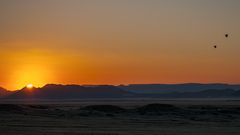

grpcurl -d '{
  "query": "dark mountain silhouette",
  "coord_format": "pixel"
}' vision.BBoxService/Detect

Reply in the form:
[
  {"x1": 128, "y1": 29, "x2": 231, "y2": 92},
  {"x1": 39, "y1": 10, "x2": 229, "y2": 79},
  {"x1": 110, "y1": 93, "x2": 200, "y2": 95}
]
[
  {"x1": 6, "y1": 84, "x2": 136, "y2": 99},
  {"x1": 233, "y1": 90, "x2": 240, "y2": 97},
  {"x1": 119, "y1": 83, "x2": 240, "y2": 94},
  {"x1": 2, "y1": 83, "x2": 240, "y2": 99},
  {"x1": 145, "y1": 89, "x2": 240, "y2": 98},
  {"x1": 0, "y1": 87, "x2": 11, "y2": 97}
]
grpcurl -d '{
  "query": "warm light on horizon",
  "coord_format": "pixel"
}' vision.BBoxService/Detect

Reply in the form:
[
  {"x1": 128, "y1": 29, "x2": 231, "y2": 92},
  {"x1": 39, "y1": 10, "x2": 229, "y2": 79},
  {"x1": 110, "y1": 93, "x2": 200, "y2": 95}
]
[{"x1": 26, "y1": 84, "x2": 33, "y2": 89}]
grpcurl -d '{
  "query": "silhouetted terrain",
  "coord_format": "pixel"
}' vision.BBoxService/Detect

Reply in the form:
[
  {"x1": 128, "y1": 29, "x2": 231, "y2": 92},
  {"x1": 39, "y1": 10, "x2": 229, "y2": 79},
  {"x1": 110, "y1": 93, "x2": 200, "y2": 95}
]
[
  {"x1": 120, "y1": 83, "x2": 240, "y2": 93},
  {"x1": 1, "y1": 101, "x2": 240, "y2": 135},
  {"x1": 145, "y1": 89, "x2": 240, "y2": 98},
  {"x1": 6, "y1": 84, "x2": 135, "y2": 99},
  {"x1": 1, "y1": 84, "x2": 240, "y2": 99},
  {"x1": 0, "y1": 87, "x2": 11, "y2": 98}
]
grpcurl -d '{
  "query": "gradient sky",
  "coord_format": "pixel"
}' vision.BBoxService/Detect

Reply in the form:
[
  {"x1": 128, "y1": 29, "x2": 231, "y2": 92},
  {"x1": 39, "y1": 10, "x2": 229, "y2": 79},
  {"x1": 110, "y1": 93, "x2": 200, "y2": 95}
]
[{"x1": 0, "y1": 0, "x2": 240, "y2": 90}]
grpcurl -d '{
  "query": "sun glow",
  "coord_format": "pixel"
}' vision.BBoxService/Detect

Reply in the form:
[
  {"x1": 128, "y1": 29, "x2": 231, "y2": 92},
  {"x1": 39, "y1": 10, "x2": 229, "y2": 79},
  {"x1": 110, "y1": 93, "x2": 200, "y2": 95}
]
[
  {"x1": 11, "y1": 64, "x2": 52, "y2": 90},
  {"x1": 26, "y1": 84, "x2": 33, "y2": 89},
  {"x1": 4, "y1": 48, "x2": 60, "y2": 90}
]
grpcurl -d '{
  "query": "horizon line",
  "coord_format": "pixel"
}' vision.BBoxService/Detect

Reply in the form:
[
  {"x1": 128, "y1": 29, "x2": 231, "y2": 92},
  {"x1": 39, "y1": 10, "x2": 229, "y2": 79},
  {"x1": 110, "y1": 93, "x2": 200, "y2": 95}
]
[{"x1": 2, "y1": 82, "x2": 240, "y2": 91}]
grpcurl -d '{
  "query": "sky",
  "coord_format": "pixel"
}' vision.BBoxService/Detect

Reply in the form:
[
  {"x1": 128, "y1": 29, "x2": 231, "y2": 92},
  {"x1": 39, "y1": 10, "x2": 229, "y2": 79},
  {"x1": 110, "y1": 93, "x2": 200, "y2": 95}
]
[{"x1": 0, "y1": 0, "x2": 240, "y2": 90}]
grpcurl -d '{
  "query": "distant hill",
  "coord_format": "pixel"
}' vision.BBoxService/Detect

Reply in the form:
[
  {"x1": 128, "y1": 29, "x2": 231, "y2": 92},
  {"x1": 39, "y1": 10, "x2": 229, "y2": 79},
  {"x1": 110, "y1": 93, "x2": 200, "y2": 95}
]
[
  {"x1": 119, "y1": 83, "x2": 240, "y2": 94},
  {"x1": 6, "y1": 84, "x2": 136, "y2": 99},
  {"x1": 0, "y1": 87, "x2": 11, "y2": 98},
  {"x1": 145, "y1": 89, "x2": 240, "y2": 98}
]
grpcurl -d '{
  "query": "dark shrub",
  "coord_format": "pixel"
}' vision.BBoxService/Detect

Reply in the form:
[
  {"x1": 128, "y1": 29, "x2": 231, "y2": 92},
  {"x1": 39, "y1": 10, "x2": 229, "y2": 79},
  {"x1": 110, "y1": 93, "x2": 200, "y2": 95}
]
[
  {"x1": 136, "y1": 103, "x2": 178, "y2": 115},
  {"x1": 28, "y1": 105, "x2": 49, "y2": 109},
  {"x1": 81, "y1": 105, "x2": 126, "y2": 113},
  {"x1": 0, "y1": 104, "x2": 24, "y2": 113}
]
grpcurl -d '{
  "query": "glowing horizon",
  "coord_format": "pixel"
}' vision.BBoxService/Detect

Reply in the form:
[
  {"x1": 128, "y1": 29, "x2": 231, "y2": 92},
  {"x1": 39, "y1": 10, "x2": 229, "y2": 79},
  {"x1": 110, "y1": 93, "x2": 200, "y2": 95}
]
[{"x1": 1, "y1": 0, "x2": 240, "y2": 90}]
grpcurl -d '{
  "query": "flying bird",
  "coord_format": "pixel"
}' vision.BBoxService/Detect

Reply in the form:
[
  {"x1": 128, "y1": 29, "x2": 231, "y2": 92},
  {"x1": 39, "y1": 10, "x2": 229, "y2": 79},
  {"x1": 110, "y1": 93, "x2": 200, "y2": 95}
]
[
  {"x1": 211, "y1": 33, "x2": 229, "y2": 49},
  {"x1": 225, "y1": 34, "x2": 229, "y2": 38}
]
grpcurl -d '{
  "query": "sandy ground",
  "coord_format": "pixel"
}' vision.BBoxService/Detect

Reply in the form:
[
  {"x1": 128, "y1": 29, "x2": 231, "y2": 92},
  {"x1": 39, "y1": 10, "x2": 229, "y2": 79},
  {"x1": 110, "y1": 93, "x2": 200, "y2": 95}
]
[{"x1": 0, "y1": 100, "x2": 240, "y2": 135}]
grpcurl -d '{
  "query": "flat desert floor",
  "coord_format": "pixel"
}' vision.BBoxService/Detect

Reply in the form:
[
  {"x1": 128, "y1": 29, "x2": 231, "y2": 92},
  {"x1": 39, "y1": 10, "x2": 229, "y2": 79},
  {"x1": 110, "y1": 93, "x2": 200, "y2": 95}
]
[{"x1": 0, "y1": 99, "x2": 240, "y2": 135}]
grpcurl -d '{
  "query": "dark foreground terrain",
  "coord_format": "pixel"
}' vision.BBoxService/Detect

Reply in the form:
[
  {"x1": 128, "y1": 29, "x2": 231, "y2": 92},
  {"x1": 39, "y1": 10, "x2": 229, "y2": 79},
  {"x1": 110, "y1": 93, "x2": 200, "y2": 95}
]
[{"x1": 0, "y1": 100, "x2": 240, "y2": 135}]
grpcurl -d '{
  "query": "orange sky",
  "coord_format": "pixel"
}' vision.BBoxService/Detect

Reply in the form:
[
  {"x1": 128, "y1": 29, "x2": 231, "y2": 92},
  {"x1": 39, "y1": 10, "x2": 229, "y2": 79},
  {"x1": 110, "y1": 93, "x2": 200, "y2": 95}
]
[{"x1": 0, "y1": 0, "x2": 240, "y2": 90}]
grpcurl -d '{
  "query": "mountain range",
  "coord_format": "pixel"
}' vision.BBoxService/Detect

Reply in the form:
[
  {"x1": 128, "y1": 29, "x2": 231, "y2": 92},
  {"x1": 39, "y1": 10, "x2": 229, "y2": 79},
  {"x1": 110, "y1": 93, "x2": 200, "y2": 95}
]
[
  {"x1": 6, "y1": 84, "x2": 135, "y2": 99},
  {"x1": 119, "y1": 83, "x2": 240, "y2": 93},
  {"x1": 1, "y1": 83, "x2": 240, "y2": 99}
]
